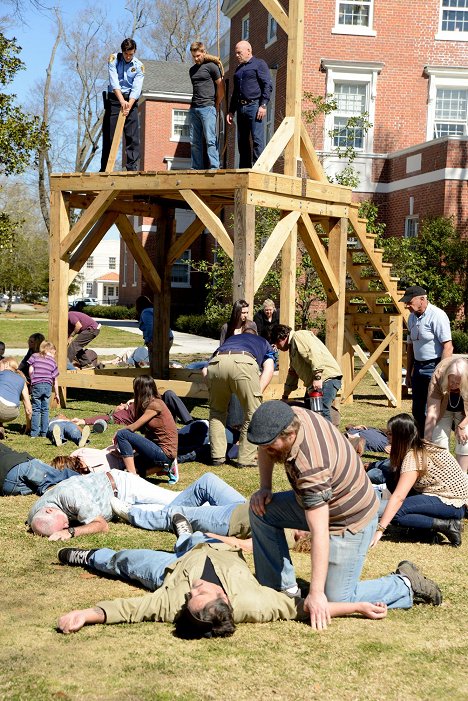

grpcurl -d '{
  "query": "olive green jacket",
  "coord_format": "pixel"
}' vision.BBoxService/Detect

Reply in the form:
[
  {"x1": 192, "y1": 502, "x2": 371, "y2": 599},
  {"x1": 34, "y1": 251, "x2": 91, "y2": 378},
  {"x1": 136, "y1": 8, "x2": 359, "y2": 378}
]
[
  {"x1": 284, "y1": 330, "x2": 342, "y2": 396},
  {"x1": 97, "y1": 541, "x2": 306, "y2": 625}
]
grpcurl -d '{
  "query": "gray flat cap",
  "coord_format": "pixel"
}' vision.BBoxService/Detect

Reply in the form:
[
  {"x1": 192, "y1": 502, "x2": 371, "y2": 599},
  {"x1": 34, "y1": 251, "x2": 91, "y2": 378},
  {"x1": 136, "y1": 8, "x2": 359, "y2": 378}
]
[{"x1": 247, "y1": 401, "x2": 295, "y2": 445}]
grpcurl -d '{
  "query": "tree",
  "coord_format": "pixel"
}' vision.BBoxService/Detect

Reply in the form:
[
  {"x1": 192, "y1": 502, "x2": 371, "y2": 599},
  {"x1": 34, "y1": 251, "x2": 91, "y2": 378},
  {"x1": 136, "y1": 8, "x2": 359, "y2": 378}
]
[
  {"x1": 0, "y1": 33, "x2": 47, "y2": 178},
  {"x1": 145, "y1": 0, "x2": 218, "y2": 61}
]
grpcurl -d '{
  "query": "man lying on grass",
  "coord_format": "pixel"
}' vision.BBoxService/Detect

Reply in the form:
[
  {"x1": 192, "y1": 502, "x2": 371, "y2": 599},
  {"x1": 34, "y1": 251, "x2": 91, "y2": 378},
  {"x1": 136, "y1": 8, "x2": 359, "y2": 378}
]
[{"x1": 57, "y1": 516, "x2": 389, "y2": 640}]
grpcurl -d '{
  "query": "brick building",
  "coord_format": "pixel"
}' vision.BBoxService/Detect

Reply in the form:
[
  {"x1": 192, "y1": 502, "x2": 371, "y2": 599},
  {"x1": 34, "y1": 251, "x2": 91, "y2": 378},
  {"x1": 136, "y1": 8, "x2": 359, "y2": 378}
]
[
  {"x1": 221, "y1": 0, "x2": 468, "y2": 239},
  {"x1": 118, "y1": 61, "x2": 214, "y2": 318}
]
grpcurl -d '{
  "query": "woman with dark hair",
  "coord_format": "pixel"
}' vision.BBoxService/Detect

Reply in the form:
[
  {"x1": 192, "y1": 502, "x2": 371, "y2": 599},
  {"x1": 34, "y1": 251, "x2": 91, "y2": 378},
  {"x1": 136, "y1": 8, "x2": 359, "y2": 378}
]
[
  {"x1": 371, "y1": 413, "x2": 468, "y2": 548},
  {"x1": 114, "y1": 375, "x2": 179, "y2": 483},
  {"x1": 219, "y1": 299, "x2": 257, "y2": 345},
  {"x1": 136, "y1": 296, "x2": 173, "y2": 361}
]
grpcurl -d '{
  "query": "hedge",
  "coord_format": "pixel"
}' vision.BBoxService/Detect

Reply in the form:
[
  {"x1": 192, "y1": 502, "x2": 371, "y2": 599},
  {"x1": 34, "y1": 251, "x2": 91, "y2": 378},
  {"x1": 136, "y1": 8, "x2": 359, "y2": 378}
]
[
  {"x1": 452, "y1": 330, "x2": 468, "y2": 354},
  {"x1": 83, "y1": 305, "x2": 136, "y2": 320},
  {"x1": 174, "y1": 314, "x2": 220, "y2": 339}
]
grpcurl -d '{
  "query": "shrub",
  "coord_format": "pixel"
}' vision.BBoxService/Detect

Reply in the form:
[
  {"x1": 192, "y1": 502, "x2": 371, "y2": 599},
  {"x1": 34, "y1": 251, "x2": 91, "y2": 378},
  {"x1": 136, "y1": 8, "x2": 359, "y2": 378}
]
[
  {"x1": 452, "y1": 330, "x2": 468, "y2": 354},
  {"x1": 174, "y1": 314, "x2": 220, "y2": 339},
  {"x1": 84, "y1": 305, "x2": 136, "y2": 320}
]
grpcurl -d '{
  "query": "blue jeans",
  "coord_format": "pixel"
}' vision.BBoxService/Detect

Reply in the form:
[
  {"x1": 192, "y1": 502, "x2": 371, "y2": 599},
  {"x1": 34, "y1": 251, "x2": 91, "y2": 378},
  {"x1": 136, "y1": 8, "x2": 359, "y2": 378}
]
[
  {"x1": 128, "y1": 472, "x2": 246, "y2": 534},
  {"x1": 411, "y1": 359, "x2": 439, "y2": 435},
  {"x1": 321, "y1": 378, "x2": 342, "y2": 423},
  {"x1": 115, "y1": 429, "x2": 171, "y2": 465},
  {"x1": 236, "y1": 101, "x2": 265, "y2": 168},
  {"x1": 189, "y1": 106, "x2": 219, "y2": 169},
  {"x1": 367, "y1": 458, "x2": 391, "y2": 485},
  {"x1": 46, "y1": 420, "x2": 83, "y2": 446},
  {"x1": 2, "y1": 459, "x2": 59, "y2": 496},
  {"x1": 250, "y1": 490, "x2": 412, "y2": 608},
  {"x1": 30, "y1": 382, "x2": 52, "y2": 436},
  {"x1": 394, "y1": 493, "x2": 465, "y2": 530},
  {"x1": 88, "y1": 532, "x2": 221, "y2": 590}
]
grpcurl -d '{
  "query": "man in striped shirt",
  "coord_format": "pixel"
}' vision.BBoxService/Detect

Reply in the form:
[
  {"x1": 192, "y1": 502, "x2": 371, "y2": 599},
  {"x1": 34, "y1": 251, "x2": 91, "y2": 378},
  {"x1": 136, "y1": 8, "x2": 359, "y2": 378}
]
[{"x1": 248, "y1": 402, "x2": 442, "y2": 630}]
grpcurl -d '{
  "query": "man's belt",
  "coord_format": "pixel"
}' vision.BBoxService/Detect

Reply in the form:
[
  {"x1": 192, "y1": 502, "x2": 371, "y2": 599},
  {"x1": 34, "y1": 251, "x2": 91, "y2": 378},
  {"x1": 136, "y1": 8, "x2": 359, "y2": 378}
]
[
  {"x1": 108, "y1": 92, "x2": 131, "y2": 100},
  {"x1": 239, "y1": 98, "x2": 259, "y2": 105},
  {"x1": 414, "y1": 357, "x2": 441, "y2": 367},
  {"x1": 217, "y1": 350, "x2": 256, "y2": 360},
  {"x1": 106, "y1": 471, "x2": 118, "y2": 496}
]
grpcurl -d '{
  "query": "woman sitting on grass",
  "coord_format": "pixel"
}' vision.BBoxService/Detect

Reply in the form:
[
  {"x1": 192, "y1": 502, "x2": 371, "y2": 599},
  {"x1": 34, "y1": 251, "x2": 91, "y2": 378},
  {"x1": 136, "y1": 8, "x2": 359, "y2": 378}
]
[
  {"x1": 371, "y1": 413, "x2": 468, "y2": 548},
  {"x1": 114, "y1": 376, "x2": 179, "y2": 483}
]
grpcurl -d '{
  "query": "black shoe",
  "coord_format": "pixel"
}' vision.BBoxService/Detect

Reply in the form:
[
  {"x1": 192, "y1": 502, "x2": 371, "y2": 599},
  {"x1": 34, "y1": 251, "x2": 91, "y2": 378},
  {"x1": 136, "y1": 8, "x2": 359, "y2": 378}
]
[
  {"x1": 432, "y1": 518, "x2": 463, "y2": 547},
  {"x1": 58, "y1": 548, "x2": 96, "y2": 567},
  {"x1": 211, "y1": 458, "x2": 225, "y2": 466},
  {"x1": 171, "y1": 513, "x2": 193, "y2": 538},
  {"x1": 396, "y1": 560, "x2": 443, "y2": 606}
]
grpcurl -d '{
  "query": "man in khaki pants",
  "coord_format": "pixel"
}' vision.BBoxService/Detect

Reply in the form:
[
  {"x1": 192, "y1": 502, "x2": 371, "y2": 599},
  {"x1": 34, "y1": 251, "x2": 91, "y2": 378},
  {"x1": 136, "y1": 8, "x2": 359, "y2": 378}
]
[{"x1": 205, "y1": 331, "x2": 274, "y2": 467}]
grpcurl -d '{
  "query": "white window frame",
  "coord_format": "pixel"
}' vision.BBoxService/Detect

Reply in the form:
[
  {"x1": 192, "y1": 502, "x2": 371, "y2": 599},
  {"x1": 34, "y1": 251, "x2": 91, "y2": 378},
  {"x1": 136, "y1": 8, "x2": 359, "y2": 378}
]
[
  {"x1": 265, "y1": 13, "x2": 278, "y2": 47},
  {"x1": 171, "y1": 249, "x2": 191, "y2": 288},
  {"x1": 405, "y1": 216, "x2": 419, "y2": 238},
  {"x1": 86, "y1": 282, "x2": 93, "y2": 295},
  {"x1": 241, "y1": 14, "x2": 250, "y2": 40},
  {"x1": 436, "y1": 0, "x2": 468, "y2": 41},
  {"x1": 122, "y1": 245, "x2": 127, "y2": 287},
  {"x1": 86, "y1": 256, "x2": 94, "y2": 269},
  {"x1": 171, "y1": 109, "x2": 190, "y2": 142},
  {"x1": 109, "y1": 256, "x2": 116, "y2": 269},
  {"x1": 425, "y1": 66, "x2": 468, "y2": 140},
  {"x1": 332, "y1": 0, "x2": 376, "y2": 36},
  {"x1": 265, "y1": 69, "x2": 277, "y2": 145},
  {"x1": 321, "y1": 60, "x2": 383, "y2": 155},
  {"x1": 132, "y1": 260, "x2": 138, "y2": 287}
]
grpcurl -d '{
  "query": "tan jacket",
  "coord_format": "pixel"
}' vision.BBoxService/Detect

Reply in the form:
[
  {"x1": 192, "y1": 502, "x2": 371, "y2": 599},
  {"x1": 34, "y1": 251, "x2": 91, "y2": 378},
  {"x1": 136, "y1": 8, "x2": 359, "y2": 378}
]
[
  {"x1": 427, "y1": 354, "x2": 468, "y2": 421},
  {"x1": 98, "y1": 542, "x2": 306, "y2": 625},
  {"x1": 284, "y1": 330, "x2": 342, "y2": 396}
]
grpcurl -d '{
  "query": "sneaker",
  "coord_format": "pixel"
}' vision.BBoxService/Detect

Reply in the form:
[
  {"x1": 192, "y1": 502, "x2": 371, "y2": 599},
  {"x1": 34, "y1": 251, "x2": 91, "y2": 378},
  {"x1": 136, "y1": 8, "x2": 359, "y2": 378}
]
[
  {"x1": 167, "y1": 458, "x2": 179, "y2": 485},
  {"x1": 396, "y1": 560, "x2": 443, "y2": 606},
  {"x1": 171, "y1": 512, "x2": 193, "y2": 537},
  {"x1": 92, "y1": 419, "x2": 108, "y2": 434},
  {"x1": 58, "y1": 548, "x2": 95, "y2": 567},
  {"x1": 78, "y1": 425, "x2": 91, "y2": 448},
  {"x1": 110, "y1": 495, "x2": 131, "y2": 523},
  {"x1": 52, "y1": 424, "x2": 63, "y2": 447}
]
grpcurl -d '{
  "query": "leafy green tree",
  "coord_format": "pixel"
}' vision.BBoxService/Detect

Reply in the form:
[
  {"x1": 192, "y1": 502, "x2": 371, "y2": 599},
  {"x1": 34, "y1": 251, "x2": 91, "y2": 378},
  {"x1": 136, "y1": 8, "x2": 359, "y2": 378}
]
[{"x1": 0, "y1": 33, "x2": 47, "y2": 177}]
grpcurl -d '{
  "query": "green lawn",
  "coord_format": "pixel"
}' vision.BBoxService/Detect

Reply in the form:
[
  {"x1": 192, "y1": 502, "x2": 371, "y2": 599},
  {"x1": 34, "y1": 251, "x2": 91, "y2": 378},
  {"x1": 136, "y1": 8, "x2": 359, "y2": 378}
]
[
  {"x1": 0, "y1": 318, "x2": 141, "y2": 350},
  {"x1": 1, "y1": 380, "x2": 467, "y2": 700}
]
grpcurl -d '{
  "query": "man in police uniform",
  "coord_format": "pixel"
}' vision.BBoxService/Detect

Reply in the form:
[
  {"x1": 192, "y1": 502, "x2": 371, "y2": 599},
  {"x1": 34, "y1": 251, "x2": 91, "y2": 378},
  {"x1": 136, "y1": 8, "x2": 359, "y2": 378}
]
[{"x1": 100, "y1": 38, "x2": 144, "y2": 172}]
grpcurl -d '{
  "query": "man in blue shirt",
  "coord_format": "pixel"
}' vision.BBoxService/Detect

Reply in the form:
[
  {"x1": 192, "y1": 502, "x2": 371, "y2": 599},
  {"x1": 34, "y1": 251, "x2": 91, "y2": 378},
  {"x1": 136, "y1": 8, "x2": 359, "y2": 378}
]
[
  {"x1": 401, "y1": 285, "x2": 453, "y2": 435},
  {"x1": 227, "y1": 41, "x2": 272, "y2": 168},
  {"x1": 205, "y1": 330, "x2": 275, "y2": 467},
  {"x1": 100, "y1": 38, "x2": 144, "y2": 172}
]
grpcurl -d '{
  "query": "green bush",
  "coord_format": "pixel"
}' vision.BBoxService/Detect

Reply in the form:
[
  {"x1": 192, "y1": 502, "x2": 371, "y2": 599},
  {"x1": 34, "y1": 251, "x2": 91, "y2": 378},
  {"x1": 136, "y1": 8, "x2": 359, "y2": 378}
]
[
  {"x1": 452, "y1": 330, "x2": 468, "y2": 354},
  {"x1": 83, "y1": 305, "x2": 136, "y2": 320},
  {"x1": 174, "y1": 314, "x2": 220, "y2": 339}
]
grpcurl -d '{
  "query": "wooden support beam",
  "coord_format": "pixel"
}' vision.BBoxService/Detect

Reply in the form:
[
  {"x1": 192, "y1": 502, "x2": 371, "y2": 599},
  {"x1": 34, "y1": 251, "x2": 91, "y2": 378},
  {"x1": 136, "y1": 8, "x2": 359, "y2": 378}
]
[
  {"x1": 298, "y1": 213, "x2": 339, "y2": 299},
  {"x1": 341, "y1": 321, "x2": 355, "y2": 405},
  {"x1": 105, "y1": 111, "x2": 126, "y2": 172},
  {"x1": 344, "y1": 331, "x2": 395, "y2": 398},
  {"x1": 168, "y1": 206, "x2": 222, "y2": 265},
  {"x1": 233, "y1": 188, "x2": 255, "y2": 305},
  {"x1": 258, "y1": 0, "x2": 289, "y2": 33},
  {"x1": 387, "y1": 315, "x2": 403, "y2": 407},
  {"x1": 342, "y1": 329, "x2": 398, "y2": 406},
  {"x1": 180, "y1": 189, "x2": 233, "y2": 259},
  {"x1": 300, "y1": 122, "x2": 328, "y2": 183},
  {"x1": 60, "y1": 189, "x2": 120, "y2": 257},
  {"x1": 115, "y1": 214, "x2": 161, "y2": 294},
  {"x1": 251, "y1": 117, "x2": 295, "y2": 172},
  {"x1": 326, "y1": 217, "x2": 348, "y2": 370},
  {"x1": 245, "y1": 188, "x2": 349, "y2": 218},
  {"x1": 284, "y1": 0, "x2": 304, "y2": 176},
  {"x1": 68, "y1": 211, "x2": 118, "y2": 285},
  {"x1": 153, "y1": 210, "x2": 176, "y2": 379},
  {"x1": 254, "y1": 210, "x2": 300, "y2": 292},
  {"x1": 68, "y1": 193, "x2": 164, "y2": 219},
  {"x1": 279, "y1": 217, "x2": 297, "y2": 382}
]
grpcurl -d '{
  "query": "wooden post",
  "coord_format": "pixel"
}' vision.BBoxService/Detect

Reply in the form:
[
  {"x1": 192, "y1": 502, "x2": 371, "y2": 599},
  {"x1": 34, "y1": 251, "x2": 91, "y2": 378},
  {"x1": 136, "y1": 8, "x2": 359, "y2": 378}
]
[
  {"x1": 341, "y1": 319, "x2": 355, "y2": 405},
  {"x1": 388, "y1": 315, "x2": 403, "y2": 407},
  {"x1": 326, "y1": 217, "x2": 348, "y2": 402},
  {"x1": 153, "y1": 209, "x2": 176, "y2": 379},
  {"x1": 49, "y1": 190, "x2": 71, "y2": 406},
  {"x1": 232, "y1": 188, "x2": 255, "y2": 307},
  {"x1": 105, "y1": 111, "x2": 126, "y2": 172}
]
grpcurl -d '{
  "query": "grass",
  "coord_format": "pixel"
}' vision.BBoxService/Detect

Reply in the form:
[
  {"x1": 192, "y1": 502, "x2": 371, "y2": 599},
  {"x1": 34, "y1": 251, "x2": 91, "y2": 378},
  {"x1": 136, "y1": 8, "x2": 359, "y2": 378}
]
[{"x1": 1, "y1": 378, "x2": 467, "y2": 699}]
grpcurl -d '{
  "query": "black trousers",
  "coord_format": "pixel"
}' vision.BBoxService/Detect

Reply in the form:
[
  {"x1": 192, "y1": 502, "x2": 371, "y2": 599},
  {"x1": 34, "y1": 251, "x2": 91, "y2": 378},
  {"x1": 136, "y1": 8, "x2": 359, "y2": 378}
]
[{"x1": 100, "y1": 92, "x2": 140, "y2": 171}]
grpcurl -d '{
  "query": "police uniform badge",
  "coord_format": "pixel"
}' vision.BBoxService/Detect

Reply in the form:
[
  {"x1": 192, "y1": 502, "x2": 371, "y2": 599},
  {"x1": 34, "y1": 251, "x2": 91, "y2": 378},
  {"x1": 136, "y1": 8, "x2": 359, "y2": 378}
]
[
  {"x1": 131, "y1": 67, "x2": 136, "y2": 72},
  {"x1": 108, "y1": 53, "x2": 116, "y2": 63}
]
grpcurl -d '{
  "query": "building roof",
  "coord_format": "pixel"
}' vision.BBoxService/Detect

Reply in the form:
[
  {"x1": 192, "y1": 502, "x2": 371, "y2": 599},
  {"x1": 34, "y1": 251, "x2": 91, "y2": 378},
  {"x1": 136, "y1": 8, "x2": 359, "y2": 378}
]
[
  {"x1": 141, "y1": 60, "x2": 193, "y2": 97},
  {"x1": 96, "y1": 272, "x2": 119, "y2": 282}
]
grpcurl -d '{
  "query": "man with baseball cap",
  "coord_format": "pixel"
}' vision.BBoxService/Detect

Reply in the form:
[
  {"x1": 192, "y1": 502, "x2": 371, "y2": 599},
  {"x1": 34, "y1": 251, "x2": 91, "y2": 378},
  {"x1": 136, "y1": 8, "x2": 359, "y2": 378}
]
[
  {"x1": 400, "y1": 286, "x2": 453, "y2": 434},
  {"x1": 247, "y1": 401, "x2": 443, "y2": 630}
]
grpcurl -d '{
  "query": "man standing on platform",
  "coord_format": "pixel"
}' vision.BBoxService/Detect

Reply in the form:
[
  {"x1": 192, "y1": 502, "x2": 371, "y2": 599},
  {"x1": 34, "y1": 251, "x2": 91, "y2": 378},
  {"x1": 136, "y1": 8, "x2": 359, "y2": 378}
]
[
  {"x1": 100, "y1": 38, "x2": 144, "y2": 172},
  {"x1": 227, "y1": 41, "x2": 272, "y2": 168},
  {"x1": 401, "y1": 285, "x2": 453, "y2": 435},
  {"x1": 189, "y1": 42, "x2": 225, "y2": 170}
]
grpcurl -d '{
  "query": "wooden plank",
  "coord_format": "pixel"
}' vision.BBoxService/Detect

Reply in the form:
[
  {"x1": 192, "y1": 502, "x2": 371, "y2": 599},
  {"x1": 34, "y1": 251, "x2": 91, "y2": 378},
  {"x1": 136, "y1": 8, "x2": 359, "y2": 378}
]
[
  {"x1": 50, "y1": 171, "x2": 250, "y2": 193},
  {"x1": 300, "y1": 121, "x2": 328, "y2": 183},
  {"x1": 180, "y1": 189, "x2": 233, "y2": 259},
  {"x1": 245, "y1": 188, "x2": 349, "y2": 217},
  {"x1": 60, "y1": 189, "x2": 119, "y2": 256},
  {"x1": 258, "y1": 0, "x2": 289, "y2": 33},
  {"x1": 233, "y1": 189, "x2": 255, "y2": 306},
  {"x1": 68, "y1": 211, "x2": 119, "y2": 285},
  {"x1": 325, "y1": 217, "x2": 348, "y2": 368},
  {"x1": 254, "y1": 210, "x2": 300, "y2": 292},
  {"x1": 298, "y1": 213, "x2": 339, "y2": 298},
  {"x1": 115, "y1": 214, "x2": 161, "y2": 294},
  {"x1": 168, "y1": 206, "x2": 222, "y2": 265},
  {"x1": 105, "y1": 111, "x2": 126, "y2": 172},
  {"x1": 251, "y1": 117, "x2": 295, "y2": 172},
  {"x1": 342, "y1": 329, "x2": 397, "y2": 406},
  {"x1": 387, "y1": 315, "x2": 403, "y2": 408},
  {"x1": 279, "y1": 219, "x2": 297, "y2": 383},
  {"x1": 345, "y1": 331, "x2": 395, "y2": 396},
  {"x1": 284, "y1": 0, "x2": 303, "y2": 176},
  {"x1": 61, "y1": 372, "x2": 210, "y2": 398},
  {"x1": 340, "y1": 321, "x2": 355, "y2": 405}
]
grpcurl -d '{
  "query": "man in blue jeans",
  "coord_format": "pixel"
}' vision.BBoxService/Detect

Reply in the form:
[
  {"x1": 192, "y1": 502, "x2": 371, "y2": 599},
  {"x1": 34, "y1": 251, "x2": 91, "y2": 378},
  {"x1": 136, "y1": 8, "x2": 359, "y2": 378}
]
[
  {"x1": 0, "y1": 443, "x2": 84, "y2": 496},
  {"x1": 189, "y1": 41, "x2": 224, "y2": 169},
  {"x1": 247, "y1": 402, "x2": 443, "y2": 631}
]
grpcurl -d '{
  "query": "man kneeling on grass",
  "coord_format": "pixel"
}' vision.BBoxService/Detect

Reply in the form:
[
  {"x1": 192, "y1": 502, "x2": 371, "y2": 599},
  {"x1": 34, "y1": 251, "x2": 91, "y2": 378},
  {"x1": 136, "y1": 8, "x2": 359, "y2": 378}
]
[{"x1": 57, "y1": 514, "x2": 389, "y2": 640}]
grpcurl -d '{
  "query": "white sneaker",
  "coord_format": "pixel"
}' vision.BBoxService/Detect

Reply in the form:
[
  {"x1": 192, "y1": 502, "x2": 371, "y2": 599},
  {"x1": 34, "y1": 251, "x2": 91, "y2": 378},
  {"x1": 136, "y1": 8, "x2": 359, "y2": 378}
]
[
  {"x1": 78, "y1": 425, "x2": 91, "y2": 448},
  {"x1": 52, "y1": 424, "x2": 63, "y2": 447},
  {"x1": 110, "y1": 496, "x2": 131, "y2": 523}
]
